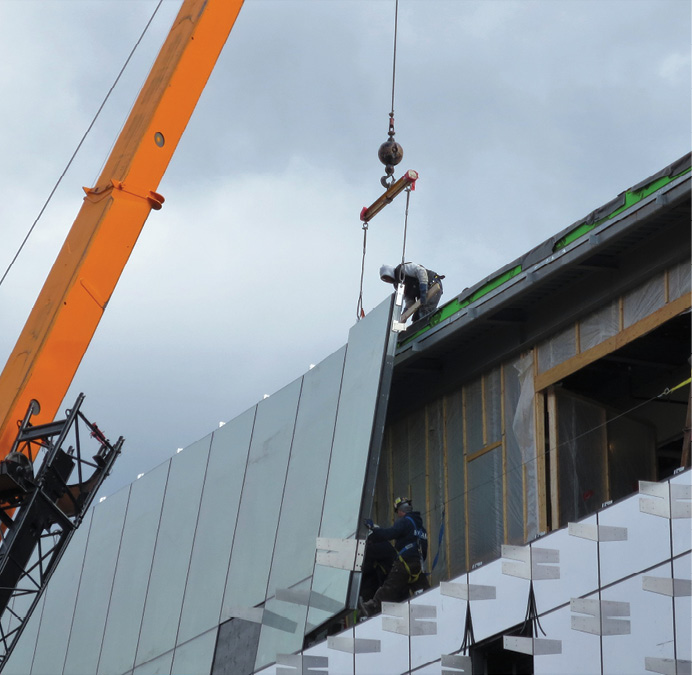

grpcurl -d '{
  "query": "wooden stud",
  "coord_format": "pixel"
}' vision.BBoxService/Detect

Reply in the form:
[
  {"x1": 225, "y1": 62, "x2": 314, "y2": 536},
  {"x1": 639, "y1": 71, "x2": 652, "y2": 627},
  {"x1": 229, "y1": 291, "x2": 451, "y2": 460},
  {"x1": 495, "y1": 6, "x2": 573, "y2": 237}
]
[
  {"x1": 547, "y1": 387, "x2": 560, "y2": 530},
  {"x1": 535, "y1": 294, "x2": 691, "y2": 392}
]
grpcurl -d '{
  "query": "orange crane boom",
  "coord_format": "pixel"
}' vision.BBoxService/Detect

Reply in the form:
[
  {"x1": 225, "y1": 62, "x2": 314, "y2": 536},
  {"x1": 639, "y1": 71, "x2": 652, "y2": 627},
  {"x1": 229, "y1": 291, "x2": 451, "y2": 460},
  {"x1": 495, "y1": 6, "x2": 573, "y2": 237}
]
[{"x1": 0, "y1": 0, "x2": 244, "y2": 457}]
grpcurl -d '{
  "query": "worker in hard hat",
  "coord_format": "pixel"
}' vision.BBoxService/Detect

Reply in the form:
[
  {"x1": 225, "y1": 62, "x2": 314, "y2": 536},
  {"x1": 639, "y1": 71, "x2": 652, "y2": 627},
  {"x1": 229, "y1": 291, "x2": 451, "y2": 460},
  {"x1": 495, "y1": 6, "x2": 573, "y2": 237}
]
[
  {"x1": 380, "y1": 262, "x2": 444, "y2": 321},
  {"x1": 359, "y1": 497, "x2": 429, "y2": 617}
]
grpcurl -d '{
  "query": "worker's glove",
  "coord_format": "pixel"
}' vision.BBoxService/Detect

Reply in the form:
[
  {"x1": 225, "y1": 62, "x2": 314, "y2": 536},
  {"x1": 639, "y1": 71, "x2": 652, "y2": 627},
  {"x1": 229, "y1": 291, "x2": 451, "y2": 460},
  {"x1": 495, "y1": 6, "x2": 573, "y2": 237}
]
[
  {"x1": 419, "y1": 283, "x2": 428, "y2": 304},
  {"x1": 364, "y1": 518, "x2": 374, "y2": 530}
]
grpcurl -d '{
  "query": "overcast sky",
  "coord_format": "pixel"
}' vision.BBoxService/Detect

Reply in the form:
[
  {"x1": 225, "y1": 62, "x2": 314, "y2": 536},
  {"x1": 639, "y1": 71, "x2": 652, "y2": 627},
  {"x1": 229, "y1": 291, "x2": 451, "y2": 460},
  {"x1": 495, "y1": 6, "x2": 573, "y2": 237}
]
[{"x1": 0, "y1": 0, "x2": 689, "y2": 497}]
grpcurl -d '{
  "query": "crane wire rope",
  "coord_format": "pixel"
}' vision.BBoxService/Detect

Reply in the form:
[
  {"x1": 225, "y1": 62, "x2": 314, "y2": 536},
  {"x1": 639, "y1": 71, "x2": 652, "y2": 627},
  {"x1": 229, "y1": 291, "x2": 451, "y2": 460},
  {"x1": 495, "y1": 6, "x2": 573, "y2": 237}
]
[
  {"x1": 398, "y1": 186, "x2": 411, "y2": 284},
  {"x1": 0, "y1": 0, "x2": 164, "y2": 290},
  {"x1": 389, "y1": 0, "x2": 399, "y2": 123},
  {"x1": 356, "y1": 0, "x2": 404, "y2": 320}
]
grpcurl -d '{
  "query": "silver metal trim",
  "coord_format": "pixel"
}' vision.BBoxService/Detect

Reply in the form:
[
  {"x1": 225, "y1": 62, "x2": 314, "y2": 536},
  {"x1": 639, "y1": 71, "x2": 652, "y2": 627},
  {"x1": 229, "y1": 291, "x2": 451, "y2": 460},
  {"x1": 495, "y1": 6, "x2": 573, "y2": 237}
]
[
  {"x1": 568, "y1": 522, "x2": 628, "y2": 541},
  {"x1": 380, "y1": 602, "x2": 437, "y2": 636},
  {"x1": 503, "y1": 636, "x2": 562, "y2": 655},
  {"x1": 642, "y1": 576, "x2": 692, "y2": 597},
  {"x1": 441, "y1": 653, "x2": 472, "y2": 673},
  {"x1": 327, "y1": 636, "x2": 381, "y2": 654},
  {"x1": 439, "y1": 581, "x2": 496, "y2": 600}
]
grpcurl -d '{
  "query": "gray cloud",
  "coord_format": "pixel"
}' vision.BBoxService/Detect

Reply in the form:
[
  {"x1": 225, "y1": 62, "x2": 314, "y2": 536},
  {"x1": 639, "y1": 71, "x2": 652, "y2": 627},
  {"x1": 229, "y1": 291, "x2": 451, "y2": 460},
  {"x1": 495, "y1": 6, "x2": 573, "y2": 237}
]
[{"x1": 0, "y1": 0, "x2": 689, "y2": 495}]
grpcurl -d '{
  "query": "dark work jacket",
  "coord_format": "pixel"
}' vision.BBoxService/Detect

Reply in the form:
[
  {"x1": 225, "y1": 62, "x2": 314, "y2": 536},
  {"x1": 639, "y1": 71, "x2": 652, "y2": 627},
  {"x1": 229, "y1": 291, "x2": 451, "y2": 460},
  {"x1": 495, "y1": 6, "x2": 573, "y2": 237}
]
[
  {"x1": 393, "y1": 264, "x2": 440, "y2": 301},
  {"x1": 369, "y1": 511, "x2": 428, "y2": 562}
]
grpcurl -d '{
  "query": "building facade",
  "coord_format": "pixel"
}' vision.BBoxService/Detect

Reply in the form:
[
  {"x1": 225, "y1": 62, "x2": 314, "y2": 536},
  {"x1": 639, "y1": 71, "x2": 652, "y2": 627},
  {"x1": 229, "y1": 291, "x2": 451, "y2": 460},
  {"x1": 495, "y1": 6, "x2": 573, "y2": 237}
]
[{"x1": 3, "y1": 155, "x2": 690, "y2": 674}]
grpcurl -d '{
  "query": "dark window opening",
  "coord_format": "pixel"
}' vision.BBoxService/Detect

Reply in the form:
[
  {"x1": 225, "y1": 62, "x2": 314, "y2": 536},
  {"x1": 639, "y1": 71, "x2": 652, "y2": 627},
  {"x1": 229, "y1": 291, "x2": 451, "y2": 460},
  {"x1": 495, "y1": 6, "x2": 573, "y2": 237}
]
[
  {"x1": 554, "y1": 312, "x2": 690, "y2": 523},
  {"x1": 470, "y1": 623, "x2": 534, "y2": 675}
]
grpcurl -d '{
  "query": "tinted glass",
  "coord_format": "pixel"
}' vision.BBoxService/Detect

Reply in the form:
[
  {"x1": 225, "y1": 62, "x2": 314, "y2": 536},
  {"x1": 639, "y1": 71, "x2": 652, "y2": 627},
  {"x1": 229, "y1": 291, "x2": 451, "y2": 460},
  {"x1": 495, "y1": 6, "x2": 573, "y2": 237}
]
[
  {"x1": 255, "y1": 348, "x2": 346, "y2": 669},
  {"x1": 29, "y1": 509, "x2": 94, "y2": 674},
  {"x1": 97, "y1": 461, "x2": 169, "y2": 674},
  {"x1": 221, "y1": 378, "x2": 302, "y2": 616},
  {"x1": 308, "y1": 297, "x2": 394, "y2": 628},
  {"x1": 135, "y1": 437, "x2": 211, "y2": 666},
  {"x1": 63, "y1": 486, "x2": 129, "y2": 674},
  {"x1": 177, "y1": 407, "x2": 255, "y2": 645}
]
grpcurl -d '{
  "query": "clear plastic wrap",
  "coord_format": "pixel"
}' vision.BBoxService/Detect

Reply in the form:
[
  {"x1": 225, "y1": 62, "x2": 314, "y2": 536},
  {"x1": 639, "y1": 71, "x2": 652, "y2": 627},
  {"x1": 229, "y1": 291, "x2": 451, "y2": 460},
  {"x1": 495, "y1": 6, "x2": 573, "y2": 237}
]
[
  {"x1": 668, "y1": 259, "x2": 691, "y2": 302},
  {"x1": 538, "y1": 324, "x2": 577, "y2": 373},
  {"x1": 623, "y1": 273, "x2": 665, "y2": 328},
  {"x1": 579, "y1": 300, "x2": 620, "y2": 352}
]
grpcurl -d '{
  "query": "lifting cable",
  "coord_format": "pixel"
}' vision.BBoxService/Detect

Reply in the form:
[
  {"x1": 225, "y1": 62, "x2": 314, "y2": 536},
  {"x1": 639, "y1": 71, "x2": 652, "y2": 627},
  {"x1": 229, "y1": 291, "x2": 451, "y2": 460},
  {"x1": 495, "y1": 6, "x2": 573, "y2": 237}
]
[
  {"x1": 356, "y1": 0, "x2": 412, "y2": 320},
  {"x1": 0, "y1": 0, "x2": 164, "y2": 290}
]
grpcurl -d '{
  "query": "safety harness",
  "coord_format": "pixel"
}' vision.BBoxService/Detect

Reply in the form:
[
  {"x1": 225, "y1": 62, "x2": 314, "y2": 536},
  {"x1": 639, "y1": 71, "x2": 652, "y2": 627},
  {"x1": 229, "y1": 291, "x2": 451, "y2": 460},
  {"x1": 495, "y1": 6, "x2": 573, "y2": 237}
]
[{"x1": 394, "y1": 515, "x2": 428, "y2": 584}]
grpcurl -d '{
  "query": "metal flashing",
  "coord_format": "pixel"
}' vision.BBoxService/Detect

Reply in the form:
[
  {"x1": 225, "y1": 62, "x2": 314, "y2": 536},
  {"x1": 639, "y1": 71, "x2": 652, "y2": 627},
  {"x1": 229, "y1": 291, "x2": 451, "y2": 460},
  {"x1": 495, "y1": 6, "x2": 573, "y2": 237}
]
[
  {"x1": 327, "y1": 636, "x2": 381, "y2": 653},
  {"x1": 503, "y1": 635, "x2": 562, "y2": 655},
  {"x1": 395, "y1": 158, "x2": 690, "y2": 360},
  {"x1": 440, "y1": 581, "x2": 496, "y2": 600}
]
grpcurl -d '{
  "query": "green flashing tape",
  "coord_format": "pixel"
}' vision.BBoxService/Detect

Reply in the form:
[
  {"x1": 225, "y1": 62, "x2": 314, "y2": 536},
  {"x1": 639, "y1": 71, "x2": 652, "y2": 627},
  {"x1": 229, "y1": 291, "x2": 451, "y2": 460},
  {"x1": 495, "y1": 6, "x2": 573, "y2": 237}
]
[
  {"x1": 399, "y1": 265, "x2": 522, "y2": 345},
  {"x1": 554, "y1": 166, "x2": 691, "y2": 251},
  {"x1": 397, "y1": 164, "x2": 690, "y2": 351}
]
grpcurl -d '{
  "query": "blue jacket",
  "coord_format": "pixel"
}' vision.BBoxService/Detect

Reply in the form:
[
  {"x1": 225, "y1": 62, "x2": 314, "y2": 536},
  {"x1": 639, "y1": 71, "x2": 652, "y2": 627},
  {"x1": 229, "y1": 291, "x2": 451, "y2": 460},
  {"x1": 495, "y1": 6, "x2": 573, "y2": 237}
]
[{"x1": 370, "y1": 511, "x2": 428, "y2": 562}]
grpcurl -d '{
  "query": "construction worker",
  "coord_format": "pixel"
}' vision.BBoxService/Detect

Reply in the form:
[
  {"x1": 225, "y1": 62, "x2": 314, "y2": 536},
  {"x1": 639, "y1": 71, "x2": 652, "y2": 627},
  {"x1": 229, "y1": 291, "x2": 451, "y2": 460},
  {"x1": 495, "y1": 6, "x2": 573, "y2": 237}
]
[
  {"x1": 360, "y1": 534, "x2": 396, "y2": 603},
  {"x1": 359, "y1": 497, "x2": 429, "y2": 617},
  {"x1": 380, "y1": 263, "x2": 444, "y2": 321}
]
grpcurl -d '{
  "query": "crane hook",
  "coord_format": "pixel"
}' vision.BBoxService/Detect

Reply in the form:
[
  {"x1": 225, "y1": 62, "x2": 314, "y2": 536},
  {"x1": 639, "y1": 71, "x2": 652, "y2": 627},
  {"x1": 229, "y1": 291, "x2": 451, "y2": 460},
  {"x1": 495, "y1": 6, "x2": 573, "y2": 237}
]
[{"x1": 378, "y1": 112, "x2": 403, "y2": 188}]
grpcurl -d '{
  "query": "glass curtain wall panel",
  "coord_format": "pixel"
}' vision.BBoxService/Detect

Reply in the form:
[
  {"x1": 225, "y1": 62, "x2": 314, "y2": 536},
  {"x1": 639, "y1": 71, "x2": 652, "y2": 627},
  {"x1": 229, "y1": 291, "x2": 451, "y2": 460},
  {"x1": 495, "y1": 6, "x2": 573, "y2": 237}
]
[
  {"x1": 28, "y1": 509, "x2": 94, "y2": 674},
  {"x1": 220, "y1": 378, "x2": 302, "y2": 621},
  {"x1": 171, "y1": 628, "x2": 217, "y2": 675},
  {"x1": 307, "y1": 297, "x2": 396, "y2": 632},
  {"x1": 176, "y1": 408, "x2": 255, "y2": 646},
  {"x1": 97, "y1": 461, "x2": 170, "y2": 674},
  {"x1": 62, "y1": 486, "x2": 129, "y2": 675},
  {"x1": 2, "y1": 594, "x2": 45, "y2": 675},
  {"x1": 254, "y1": 348, "x2": 347, "y2": 670},
  {"x1": 134, "y1": 437, "x2": 212, "y2": 667}
]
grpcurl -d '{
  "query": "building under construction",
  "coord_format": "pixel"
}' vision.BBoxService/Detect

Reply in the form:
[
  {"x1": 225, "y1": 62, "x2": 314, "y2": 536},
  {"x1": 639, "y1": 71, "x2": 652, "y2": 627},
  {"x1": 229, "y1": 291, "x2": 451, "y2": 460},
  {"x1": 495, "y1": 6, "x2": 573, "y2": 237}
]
[{"x1": 2, "y1": 151, "x2": 689, "y2": 675}]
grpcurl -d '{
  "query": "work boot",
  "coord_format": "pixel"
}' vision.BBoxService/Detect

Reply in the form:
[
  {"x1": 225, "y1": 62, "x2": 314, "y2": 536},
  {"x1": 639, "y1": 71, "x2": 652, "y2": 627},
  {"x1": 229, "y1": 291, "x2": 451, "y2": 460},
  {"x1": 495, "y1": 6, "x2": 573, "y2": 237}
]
[{"x1": 359, "y1": 599, "x2": 378, "y2": 618}]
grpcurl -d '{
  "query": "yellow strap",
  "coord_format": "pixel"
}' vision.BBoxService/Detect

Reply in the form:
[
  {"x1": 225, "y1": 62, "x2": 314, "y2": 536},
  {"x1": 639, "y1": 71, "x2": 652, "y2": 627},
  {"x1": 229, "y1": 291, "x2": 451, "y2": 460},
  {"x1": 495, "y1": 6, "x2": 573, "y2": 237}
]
[
  {"x1": 398, "y1": 555, "x2": 420, "y2": 583},
  {"x1": 667, "y1": 376, "x2": 691, "y2": 394}
]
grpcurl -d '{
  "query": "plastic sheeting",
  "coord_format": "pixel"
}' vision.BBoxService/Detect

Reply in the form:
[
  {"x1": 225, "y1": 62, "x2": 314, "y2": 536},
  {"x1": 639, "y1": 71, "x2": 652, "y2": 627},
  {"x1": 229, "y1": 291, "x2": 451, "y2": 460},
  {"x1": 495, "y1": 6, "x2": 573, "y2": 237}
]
[
  {"x1": 668, "y1": 259, "x2": 691, "y2": 302},
  {"x1": 607, "y1": 415, "x2": 656, "y2": 503},
  {"x1": 467, "y1": 446, "x2": 504, "y2": 564},
  {"x1": 378, "y1": 355, "x2": 541, "y2": 579},
  {"x1": 537, "y1": 324, "x2": 577, "y2": 374},
  {"x1": 623, "y1": 273, "x2": 665, "y2": 329},
  {"x1": 579, "y1": 300, "x2": 620, "y2": 352},
  {"x1": 556, "y1": 391, "x2": 607, "y2": 525},
  {"x1": 510, "y1": 353, "x2": 539, "y2": 542}
]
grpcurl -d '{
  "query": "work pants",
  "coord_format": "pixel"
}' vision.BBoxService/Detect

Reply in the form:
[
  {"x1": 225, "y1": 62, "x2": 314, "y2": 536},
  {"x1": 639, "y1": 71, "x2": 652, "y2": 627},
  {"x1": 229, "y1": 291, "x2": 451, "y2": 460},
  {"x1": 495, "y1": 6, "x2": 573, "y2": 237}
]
[{"x1": 364, "y1": 558, "x2": 429, "y2": 614}]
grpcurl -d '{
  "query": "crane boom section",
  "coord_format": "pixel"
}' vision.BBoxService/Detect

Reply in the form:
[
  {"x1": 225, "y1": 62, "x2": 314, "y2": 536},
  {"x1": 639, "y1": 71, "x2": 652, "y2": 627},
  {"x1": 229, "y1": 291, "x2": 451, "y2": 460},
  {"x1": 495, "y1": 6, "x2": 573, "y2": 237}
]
[{"x1": 0, "y1": 0, "x2": 244, "y2": 457}]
